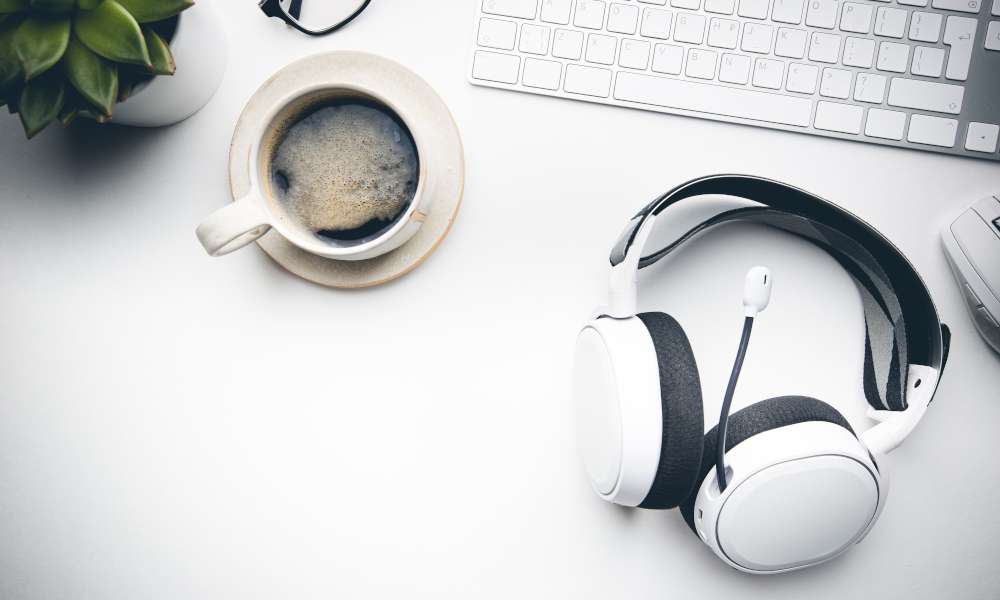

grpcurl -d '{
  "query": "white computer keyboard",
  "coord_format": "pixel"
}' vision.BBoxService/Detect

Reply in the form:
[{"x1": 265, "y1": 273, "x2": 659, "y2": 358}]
[{"x1": 467, "y1": 0, "x2": 1000, "y2": 161}]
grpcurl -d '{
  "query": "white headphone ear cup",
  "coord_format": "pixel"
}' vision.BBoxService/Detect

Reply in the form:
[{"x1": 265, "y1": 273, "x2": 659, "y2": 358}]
[
  {"x1": 685, "y1": 397, "x2": 881, "y2": 572},
  {"x1": 573, "y1": 316, "x2": 665, "y2": 507},
  {"x1": 679, "y1": 396, "x2": 856, "y2": 533}
]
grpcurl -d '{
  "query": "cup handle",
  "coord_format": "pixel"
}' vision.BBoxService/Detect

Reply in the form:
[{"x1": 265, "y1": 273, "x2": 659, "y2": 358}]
[{"x1": 196, "y1": 193, "x2": 272, "y2": 257}]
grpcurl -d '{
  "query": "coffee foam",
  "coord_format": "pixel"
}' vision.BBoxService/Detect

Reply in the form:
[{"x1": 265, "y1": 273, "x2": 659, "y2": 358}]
[{"x1": 268, "y1": 103, "x2": 418, "y2": 240}]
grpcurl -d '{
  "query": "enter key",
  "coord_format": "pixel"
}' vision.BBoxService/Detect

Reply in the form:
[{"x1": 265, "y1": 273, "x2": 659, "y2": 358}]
[{"x1": 943, "y1": 16, "x2": 977, "y2": 80}]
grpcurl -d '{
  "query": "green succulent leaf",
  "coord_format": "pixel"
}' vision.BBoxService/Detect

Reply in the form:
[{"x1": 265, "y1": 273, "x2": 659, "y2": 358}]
[
  {"x1": 74, "y1": 0, "x2": 149, "y2": 66},
  {"x1": 0, "y1": 0, "x2": 31, "y2": 13},
  {"x1": 61, "y1": 34, "x2": 115, "y2": 115},
  {"x1": 115, "y1": 0, "x2": 191, "y2": 23},
  {"x1": 116, "y1": 68, "x2": 129, "y2": 100},
  {"x1": 14, "y1": 14, "x2": 70, "y2": 79},
  {"x1": 128, "y1": 25, "x2": 171, "y2": 75},
  {"x1": 30, "y1": 0, "x2": 74, "y2": 13},
  {"x1": 56, "y1": 90, "x2": 77, "y2": 124},
  {"x1": 17, "y1": 69, "x2": 64, "y2": 136},
  {"x1": 75, "y1": 0, "x2": 102, "y2": 8},
  {"x1": 85, "y1": 100, "x2": 105, "y2": 121},
  {"x1": 0, "y1": 16, "x2": 24, "y2": 88}
]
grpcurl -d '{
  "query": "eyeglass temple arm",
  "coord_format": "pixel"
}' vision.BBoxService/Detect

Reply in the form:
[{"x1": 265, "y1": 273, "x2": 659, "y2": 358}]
[{"x1": 258, "y1": 0, "x2": 320, "y2": 36}]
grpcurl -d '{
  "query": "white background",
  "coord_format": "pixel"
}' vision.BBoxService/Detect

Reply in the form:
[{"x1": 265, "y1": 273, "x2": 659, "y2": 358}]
[{"x1": 2, "y1": 0, "x2": 1000, "y2": 598}]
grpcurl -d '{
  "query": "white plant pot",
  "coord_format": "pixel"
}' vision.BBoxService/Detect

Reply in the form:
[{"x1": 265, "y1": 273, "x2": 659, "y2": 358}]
[{"x1": 110, "y1": 0, "x2": 228, "y2": 127}]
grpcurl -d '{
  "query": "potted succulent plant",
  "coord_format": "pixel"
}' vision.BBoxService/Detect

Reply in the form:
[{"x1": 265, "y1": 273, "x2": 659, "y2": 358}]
[{"x1": 0, "y1": 0, "x2": 226, "y2": 138}]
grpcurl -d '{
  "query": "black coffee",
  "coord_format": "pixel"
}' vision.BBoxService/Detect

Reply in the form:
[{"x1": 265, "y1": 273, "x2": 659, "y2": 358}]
[{"x1": 268, "y1": 98, "x2": 418, "y2": 246}]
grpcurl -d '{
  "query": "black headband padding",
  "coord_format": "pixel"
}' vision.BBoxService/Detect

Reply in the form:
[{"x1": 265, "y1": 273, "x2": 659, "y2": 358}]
[
  {"x1": 678, "y1": 396, "x2": 855, "y2": 535},
  {"x1": 635, "y1": 313, "x2": 705, "y2": 510},
  {"x1": 609, "y1": 175, "x2": 943, "y2": 374}
]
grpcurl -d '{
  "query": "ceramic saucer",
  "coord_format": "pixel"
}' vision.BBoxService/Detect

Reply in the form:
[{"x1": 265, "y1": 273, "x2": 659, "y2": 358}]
[{"x1": 228, "y1": 51, "x2": 464, "y2": 287}]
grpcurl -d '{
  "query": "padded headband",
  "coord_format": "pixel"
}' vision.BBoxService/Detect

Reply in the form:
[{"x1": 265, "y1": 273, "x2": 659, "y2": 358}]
[{"x1": 609, "y1": 175, "x2": 946, "y2": 413}]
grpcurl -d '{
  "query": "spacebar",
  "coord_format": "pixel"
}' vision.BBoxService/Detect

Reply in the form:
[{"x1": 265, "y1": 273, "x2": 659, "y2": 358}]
[{"x1": 614, "y1": 72, "x2": 813, "y2": 128}]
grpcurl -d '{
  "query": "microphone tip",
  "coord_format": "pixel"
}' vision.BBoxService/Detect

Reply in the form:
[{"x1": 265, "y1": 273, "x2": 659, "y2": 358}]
[{"x1": 743, "y1": 266, "x2": 772, "y2": 317}]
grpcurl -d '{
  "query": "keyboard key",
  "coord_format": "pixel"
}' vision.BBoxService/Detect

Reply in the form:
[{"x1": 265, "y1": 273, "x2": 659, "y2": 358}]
[
  {"x1": 483, "y1": 0, "x2": 538, "y2": 19},
  {"x1": 843, "y1": 37, "x2": 876, "y2": 67},
  {"x1": 720, "y1": 53, "x2": 753, "y2": 83},
  {"x1": 775, "y1": 28, "x2": 808, "y2": 57},
  {"x1": 806, "y1": 0, "x2": 839, "y2": 29},
  {"x1": 564, "y1": 64, "x2": 613, "y2": 96},
  {"x1": 709, "y1": 18, "x2": 741, "y2": 48},
  {"x1": 786, "y1": 62, "x2": 819, "y2": 92},
  {"x1": 772, "y1": 0, "x2": 805, "y2": 24},
  {"x1": 639, "y1": 0, "x2": 668, "y2": 3},
  {"x1": 472, "y1": 51, "x2": 521, "y2": 84},
  {"x1": 641, "y1": 8, "x2": 674, "y2": 39},
  {"x1": 522, "y1": 57, "x2": 562, "y2": 89},
  {"x1": 742, "y1": 23, "x2": 774, "y2": 52},
  {"x1": 874, "y1": 7, "x2": 907, "y2": 38},
  {"x1": 932, "y1": 0, "x2": 982, "y2": 12},
  {"x1": 652, "y1": 43, "x2": 685, "y2": 73},
  {"x1": 865, "y1": 108, "x2": 906, "y2": 140},
  {"x1": 854, "y1": 72, "x2": 887, "y2": 102},
  {"x1": 674, "y1": 13, "x2": 707, "y2": 42},
  {"x1": 586, "y1": 34, "x2": 618, "y2": 64},
  {"x1": 988, "y1": 22, "x2": 1000, "y2": 50},
  {"x1": 943, "y1": 17, "x2": 977, "y2": 80},
  {"x1": 898, "y1": 0, "x2": 927, "y2": 5},
  {"x1": 520, "y1": 24, "x2": 552, "y2": 54},
  {"x1": 840, "y1": 3, "x2": 874, "y2": 33},
  {"x1": 686, "y1": 48, "x2": 718, "y2": 78},
  {"x1": 614, "y1": 71, "x2": 814, "y2": 126},
  {"x1": 911, "y1": 46, "x2": 945, "y2": 77},
  {"x1": 478, "y1": 18, "x2": 517, "y2": 50},
  {"x1": 820, "y1": 67, "x2": 852, "y2": 98},
  {"x1": 706, "y1": 0, "x2": 737, "y2": 13},
  {"x1": 908, "y1": 12, "x2": 942, "y2": 42},
  {"x1": 753, "y1": 57, "x2": 785, "y2": 88},
  {"x1": 966, "y1": 123, "x2": 1000, "y2": 153},
  {"x1": 738, "y1": 0, "x2": 770, "y2": 19},
  {"x1": 608, "y1": 3, "x2": 641, "y2": 33},
  {"x1": 575, "y1": 0, "x2": 607, "y2": 28},
  {"x1": 876, "y1": 42, "x2": 910, "y2": 72},
  {"x1": 553, "y1": 29, "x2": 585, "y2": 59},
  {"x1": 619, "y1": 39, "x2": 652, "y2": 68},
  {"x1": 907, "y1": 114, "x2": 958, "y2": 147},
  {"x1": 672, "y1": 0, "x2": 702, "y2": 8},
  {"x1": 994, "y1": 0, "x2": 999, "y2": 15},
  {"x1": 540, "y1": 0, "x2": 572, "y2": 24},
  {"x1": 814, "y1": 101, "x2": 864, "y2": 134},
  {"x1": 888, "y1": 78, "x2": 964, "y2": 113},
  {"x1": 809, "y1": 32, "x2": 842, "y2": 62}
]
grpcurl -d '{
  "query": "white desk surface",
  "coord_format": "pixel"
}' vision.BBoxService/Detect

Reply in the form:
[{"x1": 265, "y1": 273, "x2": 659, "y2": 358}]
[{"x1": 2, "y1": 1, "x2": 999, "y2": 598}]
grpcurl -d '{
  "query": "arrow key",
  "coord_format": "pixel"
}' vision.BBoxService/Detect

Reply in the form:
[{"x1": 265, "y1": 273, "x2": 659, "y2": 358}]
[
  {"x1": 908, "y1": 114, "x2": 959, "y2": 148},
  {"x1": 966, "y1": 122, "x2": 1000, "y2": 153}
]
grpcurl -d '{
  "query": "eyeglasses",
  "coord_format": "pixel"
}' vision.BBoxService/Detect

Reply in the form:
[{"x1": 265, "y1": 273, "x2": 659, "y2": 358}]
[{"x1": 259, "y1": 0, "x2": 372, "y2": 36}]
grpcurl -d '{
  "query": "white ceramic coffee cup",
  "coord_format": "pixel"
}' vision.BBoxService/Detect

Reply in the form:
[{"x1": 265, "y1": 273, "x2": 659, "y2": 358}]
[{"x1": 196, "y1": 83, "x2": 436, "y2": 260}]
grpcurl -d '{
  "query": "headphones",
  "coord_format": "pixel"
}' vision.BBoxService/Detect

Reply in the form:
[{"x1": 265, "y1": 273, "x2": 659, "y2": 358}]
[{"x1": 573, "y1": 175, "x2": 950, "y2": 574}]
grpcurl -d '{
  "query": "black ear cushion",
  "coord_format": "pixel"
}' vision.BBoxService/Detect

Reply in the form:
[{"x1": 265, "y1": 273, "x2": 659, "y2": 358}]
[
  {"x1": 678, "y1": 396, "x2": 855, "y2": 534},
  {"x1": 635, "y1": 312, "x2": 705, "y2": 510}
]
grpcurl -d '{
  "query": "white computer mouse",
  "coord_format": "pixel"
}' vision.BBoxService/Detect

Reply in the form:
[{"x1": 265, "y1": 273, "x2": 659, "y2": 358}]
[{"x1": 942, "y1": 195, "x2": 1000, "y2": 353}]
